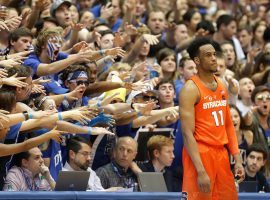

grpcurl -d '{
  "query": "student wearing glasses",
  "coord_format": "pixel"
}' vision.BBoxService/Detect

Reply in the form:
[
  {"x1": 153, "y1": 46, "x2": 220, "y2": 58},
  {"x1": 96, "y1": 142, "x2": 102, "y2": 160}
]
[
  {"x1": 60, "y1": 65, "x2": 90, "y2": 111},
  {"x1": 63, "y1": 136, "x2": 118, "y2": 191}
]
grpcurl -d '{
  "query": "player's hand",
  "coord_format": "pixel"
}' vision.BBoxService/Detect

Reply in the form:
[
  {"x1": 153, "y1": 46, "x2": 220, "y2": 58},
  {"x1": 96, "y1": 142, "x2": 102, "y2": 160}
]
[
  {"x1": 234, "y1": 161, "x2": 245, "y2": 183},
  {"x1": 197, "y1": 171, "x2": 211, "y2": 193}
]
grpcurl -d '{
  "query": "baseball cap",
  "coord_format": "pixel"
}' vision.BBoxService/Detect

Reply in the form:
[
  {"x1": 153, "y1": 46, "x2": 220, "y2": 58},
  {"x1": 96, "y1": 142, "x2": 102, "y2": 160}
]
[
  {"x1": 43, "y1": 80, "x2": 69, "y2": 94},
  {"x1": 50, "y1": 0, "x2": 72, "y2": 18}
]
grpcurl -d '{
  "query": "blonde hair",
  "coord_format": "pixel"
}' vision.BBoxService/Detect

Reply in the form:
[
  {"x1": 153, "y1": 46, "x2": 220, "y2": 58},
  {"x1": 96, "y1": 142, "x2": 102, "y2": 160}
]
[
  {"x1": 147, "y1": 135, "x2": 174, "y2": 160},
  {"x1": 35, "y1": 27, "x2": 63, "y2": 56}
]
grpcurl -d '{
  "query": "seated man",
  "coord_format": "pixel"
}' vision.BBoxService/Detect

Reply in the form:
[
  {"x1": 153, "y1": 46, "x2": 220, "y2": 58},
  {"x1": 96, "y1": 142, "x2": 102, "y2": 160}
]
[
  {"x1": 95, "y1": 137, "x2": 138, "y2": 190},
  {"x1": 63, "y1": 136, "x2": 104, "y2": 191},
  {"x1": 137, "y1": 135, "x2": 175, "y2": 191},
  {"x1": 243, "y1": 144, "x2": 270, "y2": 192},
  {"x1": 3, "y1": 147, "x2": 55, "y2": 191}
]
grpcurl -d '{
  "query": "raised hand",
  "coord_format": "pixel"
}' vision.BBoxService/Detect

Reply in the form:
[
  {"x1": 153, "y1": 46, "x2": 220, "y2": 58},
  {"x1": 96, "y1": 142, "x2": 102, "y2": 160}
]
[
  {"x1": 47, "y1": 126, "x2": 68, "y2": 143},
  {"x1": 100, "y1": 2, "x2": 113, "y2": 21},
  {"x1": 92, "y1": 127, "x2": 115, "y2": 135},
  {"x1": 32, "y1": 77, "x2": 51, "y2": 85},
  {"x1": 106, "y1": 47, "x2": 126, "y2": 58},
  {"x1": 71, "y1": 22, "x2": 85, "y2": 32},
  {"x1": 34, "y1": 0, "x2": 50, "y2": 11},
  {"x1": 225, "y1": 75, "x2": 239, "y2": 95},
  {"x1": 32, "y1": 110, "x2": 56, "y2": 119},
  {"x1": 0, "y1": 59, "x2": 22, "y2": 69},
  {"x1": 141, "y1": 34, "x2": 160, "y2": 45},
  {"x1": 0, "y1": 21, "x2": 9, "y2": 31},
  {"x1": 133, "y1": 101, "x2": 157, "y2": 116},
  {"x1": 113, "y1": 32, "x2": 126, "y2": 47},
  {"x1": 0, "y1": 68, "x2": 7, "y2": 78},
  {"x1": 1, "y1": 73, "x2": 28, "y2": 88},
  {"x1": 72, "y1": 41, "x2": 88, "y2": 53},
  {"x1": 68, "y1": 108, "x2": 92, "y2": 125},
  {"x1": 0, "y1": 109, "x2": 9, "y2": 129},
  {"x1": 5, "y1": 16, "x2": 22, "y2": 31},
  {"x1": 88, "y1": 113, "x2": 115, "y2": 127},
  {"x1": 32, "y1": 84, "x2": 46, "y2": 95},
  {"x1": 7, "y1": 51, "x2": 30, "y2": 60}
]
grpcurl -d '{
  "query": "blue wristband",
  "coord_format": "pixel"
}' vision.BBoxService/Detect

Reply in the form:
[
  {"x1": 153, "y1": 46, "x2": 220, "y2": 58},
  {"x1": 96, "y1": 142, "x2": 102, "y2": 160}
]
[
  {"x1": 137, "y1": 111, "x2": 142, "y2": 117},
  {"x1": 97, "y1": 101, "x2": 101, "y2": 108},
  {"x1": 87, "y1": 127, "x2": 92, "y2": 135},
  {"x1": 58, "y1": 112, "x2": 63, "y2": 120},
  {"x1": 99, "y1": 49, "x2": 105, "y2": 56},
  {"x1": 28, "y1": 112, "x2": 33, "y2": 119},
  {"x1": 64, "y1": 95, "x2": 68, "y2": 101}
]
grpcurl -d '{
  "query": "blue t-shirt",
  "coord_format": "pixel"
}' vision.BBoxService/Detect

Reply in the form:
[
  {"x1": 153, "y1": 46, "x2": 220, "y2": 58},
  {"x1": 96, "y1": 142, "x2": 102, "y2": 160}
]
[
  {"x1": 34, "y1": 128, "x2": 63, "y2": 181},
  {"x1": 90, "y1": 4, "x2": 122, "y2": 32},
  {"x1": 23, "y1": 52, "x2": 69, "y2": 78},
  {"x1": 5, "y1": 123, "x2": 22, "y2": 140},
  {"x1": 174, "y1": 79, "x2": 184, "y2": 105}
]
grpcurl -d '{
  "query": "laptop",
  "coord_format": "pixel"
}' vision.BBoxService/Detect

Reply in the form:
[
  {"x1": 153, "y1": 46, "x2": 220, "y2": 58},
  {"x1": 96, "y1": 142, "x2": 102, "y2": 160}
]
[
  {"x1": 54, "y1": 171, "x2": 90, "y2": 191},
  {"x1": 137, "y1": 172, "x2": 168, "y2": 192},
  {"x1": 238, "y1": 181, "x2": 257, "y2": 192}
]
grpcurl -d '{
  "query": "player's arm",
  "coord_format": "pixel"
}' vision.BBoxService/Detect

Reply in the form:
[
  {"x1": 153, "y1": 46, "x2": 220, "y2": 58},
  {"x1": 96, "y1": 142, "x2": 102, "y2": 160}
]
[
  {"x1": 225, "y1": 103, "x2": 244, "y2": 181},
  {"x1": 179, "y1": 80, "x2": 210, "y2": 193}
]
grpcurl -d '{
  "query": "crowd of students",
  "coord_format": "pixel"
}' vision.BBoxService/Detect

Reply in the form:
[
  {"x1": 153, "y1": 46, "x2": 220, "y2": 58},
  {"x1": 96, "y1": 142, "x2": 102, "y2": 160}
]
[{"x1": 0, "y1": 0, "x2": 268, "y2": 193}]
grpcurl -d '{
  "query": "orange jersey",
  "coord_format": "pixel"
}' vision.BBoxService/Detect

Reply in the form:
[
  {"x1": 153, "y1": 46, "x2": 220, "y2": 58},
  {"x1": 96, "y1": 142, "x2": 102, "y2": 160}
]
[{"x1": 190, "y1": 75, "x2": 235, "y2": 148}]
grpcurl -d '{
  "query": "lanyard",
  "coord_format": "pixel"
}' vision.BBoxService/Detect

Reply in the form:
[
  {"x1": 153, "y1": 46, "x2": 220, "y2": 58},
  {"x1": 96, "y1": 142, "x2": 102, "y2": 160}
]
[{"x1": 20, "y1": 168, "x2": 39, "y2": 191}]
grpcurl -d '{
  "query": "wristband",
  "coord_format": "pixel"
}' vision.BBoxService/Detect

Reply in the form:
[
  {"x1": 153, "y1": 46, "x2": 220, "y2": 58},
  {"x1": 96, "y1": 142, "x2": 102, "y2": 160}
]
[
  {"x1": 4, "y1": 55, "x2": 7, "y2": 60},
  {"x1": 28, "y1": 112, "x2": 33, "y2": 119},
  {"x1": 87, "y1": 127, "x2": 92, "y2": 135},
  {"x1": 64, "y1": 95, "x2": 68, "y2": 101},
  {"x1": 23, "y1": 111, "x2": 29, "y2": 120},
  {"x1": 58, "y1": 112, "x2": 63, "y2": 120},
  {"x1": 97, "y1": 101, "x2": 102, "y2": 108},
  {"x1": 137, "y1": 111, "x2": 142, "y2": 117},
  {"x1": 130, "y1": 102, "x2": 134, "y2": 109},
  {"x1": 99, "y1": 49, "x2": 105, "y2": 56}
]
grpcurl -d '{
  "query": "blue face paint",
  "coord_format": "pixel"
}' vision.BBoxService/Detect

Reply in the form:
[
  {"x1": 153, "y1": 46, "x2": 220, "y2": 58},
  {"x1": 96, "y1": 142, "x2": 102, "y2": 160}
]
[{"x1": 47, "y1": 36, "x2": 62, "y2": 61}]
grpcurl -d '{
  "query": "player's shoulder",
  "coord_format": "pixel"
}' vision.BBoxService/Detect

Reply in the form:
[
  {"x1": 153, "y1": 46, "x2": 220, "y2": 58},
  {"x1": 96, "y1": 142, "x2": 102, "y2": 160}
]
[{"x1": 179, "y1": 80, "x2": 200, "y2": 101}]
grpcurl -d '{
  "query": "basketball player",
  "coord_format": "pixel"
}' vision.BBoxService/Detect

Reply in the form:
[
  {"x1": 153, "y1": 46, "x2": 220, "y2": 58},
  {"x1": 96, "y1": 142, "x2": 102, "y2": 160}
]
[{"x1": 179, "y1": 37, "x2": 245, "y2": 200}]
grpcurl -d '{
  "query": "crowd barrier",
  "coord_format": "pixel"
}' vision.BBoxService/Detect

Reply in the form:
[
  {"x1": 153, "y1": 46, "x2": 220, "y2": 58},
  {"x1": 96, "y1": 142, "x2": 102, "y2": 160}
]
[{"x1": 0, "y1": 192, "x2": 269, "y2": 200}]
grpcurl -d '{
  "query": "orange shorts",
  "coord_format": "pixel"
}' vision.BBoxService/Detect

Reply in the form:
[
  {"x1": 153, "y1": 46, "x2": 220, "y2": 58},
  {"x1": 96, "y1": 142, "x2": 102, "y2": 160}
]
[{"x1": 182, "y1": 143, "x2": 237, "y2": 200}]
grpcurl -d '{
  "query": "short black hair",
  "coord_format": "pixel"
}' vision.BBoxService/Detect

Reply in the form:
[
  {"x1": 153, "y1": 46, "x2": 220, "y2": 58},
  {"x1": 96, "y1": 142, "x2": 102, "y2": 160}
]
[
  {"x1": 216, "y1": 15, "x2": 235, "y2": 31},
  {"x1": 66, "y1": 136, "x2": 91, "y2": 162},
  {"x1": 263, "y1": 27, "x2": 270, "y2": 43},
  {"x1": 187, "y1": 37, "x2": 214, "y2": 60},
  {"x1": 156, "y1": 79, "x2": 175, "y2": 91},
  {"x1": 13, "y1": 150, "x2": 31, "y2": 167},
  {"x1": 247, "y1": 144, "x2": 268, "y2": 160},
  {"x1": 251, "y1": 85, "x2": 270, "y2": 103},
  {"x1": 183, "y1": 9, "x2": 200, "y2": 23},
  {"x1": 7, "y1": 65, "x2": 32, "y2": 78},
  {"x1": 196, "y1": 20, "x2": 215, "y2": 35},
  {"x1": 9, "y1": 27, "x2": 33, "y2": 44}
]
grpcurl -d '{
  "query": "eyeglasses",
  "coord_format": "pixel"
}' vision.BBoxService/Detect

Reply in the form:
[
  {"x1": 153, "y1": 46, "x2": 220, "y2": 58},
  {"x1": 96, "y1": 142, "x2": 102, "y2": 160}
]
[
  {"x1": 256, "y1": 94, "x2": 270, "y2": 101},
  {"x1": 69, "y1": 80, "x2": 89, "y2": 86},
  {"x1": 77, "y1": 151, "x2": 91, "y2": 158},
  {"x1": 136, "y1": 95, "x2": 157, "y2": 102}
]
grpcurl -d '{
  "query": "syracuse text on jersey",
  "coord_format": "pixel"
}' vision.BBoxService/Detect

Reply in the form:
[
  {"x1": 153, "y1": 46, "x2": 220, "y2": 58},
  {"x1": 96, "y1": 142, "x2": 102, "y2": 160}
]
[{"x1": 202, "y1": 94, "x2": 227, "y2": 109}]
